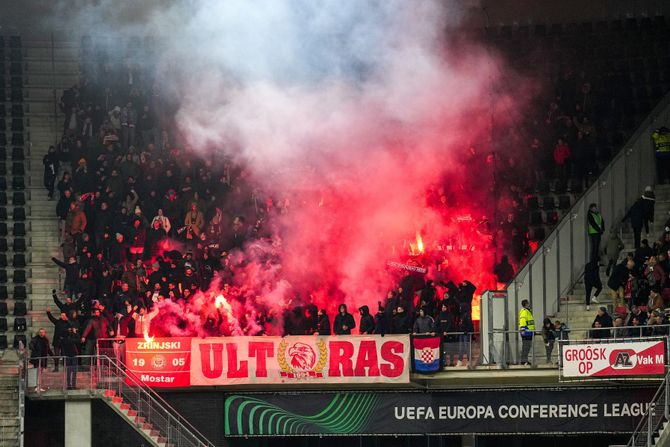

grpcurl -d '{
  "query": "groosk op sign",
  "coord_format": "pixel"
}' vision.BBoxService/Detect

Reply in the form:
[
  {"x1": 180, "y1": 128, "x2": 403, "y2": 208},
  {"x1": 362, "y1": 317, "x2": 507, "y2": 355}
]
[
  {"x1": 125, "y1": 335, "x2": 410, "y2": 386},
  {"x1": 561, "y1": 340, "x2": 666, "y2": 378}
]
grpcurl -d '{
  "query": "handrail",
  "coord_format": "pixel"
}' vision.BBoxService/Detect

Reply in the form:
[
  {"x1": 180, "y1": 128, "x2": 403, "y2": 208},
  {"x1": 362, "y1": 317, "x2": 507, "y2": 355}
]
[
  {"x1": 23, "y1": 355, "x2": 215, "y2": 447},
  {"x1": 626, "y1": 368, "x2": 670, "y2": 446}
]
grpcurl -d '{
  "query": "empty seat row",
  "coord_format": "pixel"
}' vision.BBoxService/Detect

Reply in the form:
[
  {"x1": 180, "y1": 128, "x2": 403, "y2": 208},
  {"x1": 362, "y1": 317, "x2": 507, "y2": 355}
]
[
  {"x1": 0, "y1": 192, "x2": 26, "y2": 205},
  {"x1": 0, "y1": 270, "x2": 27, "y2": 283},
  {"x1": 0, "y1": 317, "x2": 27, "y2": 332},
  {"x1": 0, "y1": 134, "x2": 24, "y2": 146},
  {"x1": 0, "y1": 207, "x2": 26, "y2": 220},
  {"x1": 0, "y1": 254, "x2": 26, "y2": 267},
  {"x1": 0, "y1": 223, "x2": 27, "y2": 236},
  {"x1": 0, "y1": 178, "x2": 26, "y2": 191},
  {"x1": 0, "y1": 162, "x2": 26, "y2": 176},
  {"x1": 0, "y1": 239, "x2": 27, "y2": 252},
  {"x1": 0, "y1": 147, "x2": 27, "y2": 160},
  {"x1": 526, "y1": 195, "x2": 572, "y2": 211},
  {"x1": 0, "y1": 301, "x2": 26, "y2": 316},
  {"x1": 0, "y1": 104, "x2": 24, "y2": 117},
  {"x1": 0, "y1": 286, "x2": 27, "y2": 300},
  {"x1": 0, "y1": 119, "x2": 24, "y2": 131}
]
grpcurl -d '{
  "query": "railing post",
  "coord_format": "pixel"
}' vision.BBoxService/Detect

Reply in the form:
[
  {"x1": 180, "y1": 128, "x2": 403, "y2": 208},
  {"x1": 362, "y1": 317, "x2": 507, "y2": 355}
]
[
  {"x1": 648, "y1": 404, "x2": 654, "y2": 447},
  {"x1": 665, "y1": 377, "x2": 669, "y2": 421}
]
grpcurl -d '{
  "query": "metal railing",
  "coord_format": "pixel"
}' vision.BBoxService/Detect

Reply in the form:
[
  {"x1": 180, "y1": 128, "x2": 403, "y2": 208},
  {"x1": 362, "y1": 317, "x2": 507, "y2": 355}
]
[
  {"x1": 627, "y1": 368, "x2": 670, "y2": 446},
  {"x1": 23, "y1": 355, "x2": 215, "y2": 447},
  {"x1": 483, "y1": 324, "x2": 670, "y2": 369},
  {"x1": 498, "y1": 92, "x2": 670, "y2": 334}
]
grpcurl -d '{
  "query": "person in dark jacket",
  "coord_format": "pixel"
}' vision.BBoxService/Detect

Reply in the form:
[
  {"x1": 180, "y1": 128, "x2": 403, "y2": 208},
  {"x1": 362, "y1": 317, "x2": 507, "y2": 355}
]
[
  {"x1": 51, "y1": 256, "x2": 79, "y2": 296},
  {"x1": 584, "y1": 260, "x2": 602, "y2": 311},
  {"x1": 333, "y1": 304, "x2": 355, "y2": 335},
  {"x1": 46, "y1": 308, "x2": 72, "y2": 371},
  {"x1": 61, "y1": 327, "x2": 80, "y2": 389},
  {"x1": 541, "y1": 318, "x2": 556, "y2": 363},
  {"x1": 81, "y1": 308, "x2": 111, "y2": 355},
  {"x1": 412, "y1": 307, "x2": 435, "y2": 334},
  {"x1": 587, "y1": 203, "x2": 605, "y2": 262},
  {"x1": 358, "y1": 305, "x2": 375, "y2": 334},
  {"x1": 493, "y1": 255, "x2": 515, "y2": 285},
  {"x1": 29, "y1": 328, "x2": 53, "y2": 370},
  {"x1": 435, "y1": 303, "x2": 457, "y2": 366},
  {"x1": 641, "y1": 186, "x2": 656, "y2": 236},
  {"x1": 317, "y1": 309, "x2": 331, "y2": 335},
  {"x1": 52, "y1": 289, "x2": 83, "y2": 317},
  {"x1": 592, "y1": 307, "x2": 613, "y2": 338},
  {"x1": 608, "y1": 260, "x2": 634, "y2": 306},
  {"x1": 373, "y1": 303, "x2": 388, "y2": 336},
  {"x1": 391, "y1": 306, "x2": 411, "y2": 334},
  {"x1": 43, "y1": 145, "x2": 59, "y2": 200},
  {"x1": 625, "y1": 198, "x2": 647, "y2": 249}
]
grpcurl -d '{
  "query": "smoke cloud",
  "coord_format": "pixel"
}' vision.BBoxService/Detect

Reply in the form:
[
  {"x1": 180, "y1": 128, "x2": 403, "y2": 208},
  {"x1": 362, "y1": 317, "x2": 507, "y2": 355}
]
[{"x1": 55, "y1": 0, "x2": 528, "y2": 334}]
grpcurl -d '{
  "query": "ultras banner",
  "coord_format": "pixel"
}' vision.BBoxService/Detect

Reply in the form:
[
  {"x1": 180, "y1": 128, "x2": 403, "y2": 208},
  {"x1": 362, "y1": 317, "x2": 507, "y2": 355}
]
[
  {"x1": 190, "y1": 335, "x2": 410, "y2": 385},
  {"x1": 224, "y1": 388, "x2": 657, "y2": 436}
]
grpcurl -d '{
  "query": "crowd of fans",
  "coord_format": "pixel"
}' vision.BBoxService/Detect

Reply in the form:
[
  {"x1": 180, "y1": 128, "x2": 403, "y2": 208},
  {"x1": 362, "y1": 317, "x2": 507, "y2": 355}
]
[{"x1": 28, "y1": 26, "x2": 666, "y2": 372}]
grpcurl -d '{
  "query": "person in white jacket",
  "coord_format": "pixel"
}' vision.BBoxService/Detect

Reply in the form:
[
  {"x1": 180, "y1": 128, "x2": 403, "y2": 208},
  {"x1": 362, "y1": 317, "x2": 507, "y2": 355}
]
[
  {"x1": 150, "y1": 209, "x2": 172, "y2": 235},
  {"x1": 132, "y1": 306, "x2": 159, "y2": 338}
]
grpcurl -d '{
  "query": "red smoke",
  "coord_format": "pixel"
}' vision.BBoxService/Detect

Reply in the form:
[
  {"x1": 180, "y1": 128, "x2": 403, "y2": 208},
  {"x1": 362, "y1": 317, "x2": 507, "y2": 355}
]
[{"x1": 143, "y1": 4, "x2": 531, "y2": 336}]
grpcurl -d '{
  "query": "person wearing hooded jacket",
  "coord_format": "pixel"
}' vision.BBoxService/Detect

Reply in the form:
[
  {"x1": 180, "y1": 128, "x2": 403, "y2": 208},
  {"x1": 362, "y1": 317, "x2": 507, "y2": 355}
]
[
  {"x1": 412, "y1": 307, "x2": 435, "y2": 334},
  {"x1": 317, "y1": 309, "x2": 331, "y2": 335},
  {"x1": 333, "y1": 304, "x2": 355, "y2": 335},
  {"x1": 358, "y1": 305, "x2": 375, "y2": 334},
  {"x1": 641, "y1": 186, "x2": 655, "y2": 236}
]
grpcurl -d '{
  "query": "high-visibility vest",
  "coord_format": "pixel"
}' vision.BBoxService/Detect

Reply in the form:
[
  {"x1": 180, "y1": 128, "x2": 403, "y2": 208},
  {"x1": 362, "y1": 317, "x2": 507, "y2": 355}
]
[
  {"x1": 652, "y1": 128, "x2": 670, "y2": 154},
  {"x1": 588, "y1": 212, "x2": 603, "y2": 235},
  {"x1": 518, "y1": 307, "x2": 535, "y2": 332}
]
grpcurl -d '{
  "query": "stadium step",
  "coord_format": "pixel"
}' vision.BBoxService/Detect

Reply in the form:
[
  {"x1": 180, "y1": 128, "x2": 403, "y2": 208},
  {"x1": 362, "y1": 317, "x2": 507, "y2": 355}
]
[{"x1": 105, "y1": 393, "x2": 170, "y2": 447}]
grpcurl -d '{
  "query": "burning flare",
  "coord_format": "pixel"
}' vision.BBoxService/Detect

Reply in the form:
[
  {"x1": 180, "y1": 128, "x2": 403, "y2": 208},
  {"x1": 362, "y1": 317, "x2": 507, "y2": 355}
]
[
  {"x1": 409, "y1": 232, "x2": 425, "y2": 256},
  {"x1": 143, "y1": 330, "x2": 154, "y2": 343}
]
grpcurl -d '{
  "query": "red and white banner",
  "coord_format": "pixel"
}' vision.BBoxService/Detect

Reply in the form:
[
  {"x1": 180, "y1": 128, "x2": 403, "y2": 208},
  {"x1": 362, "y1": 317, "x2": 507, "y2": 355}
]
[
  {"x1": 562, "y1": 340, "x2": 666, "y2": 378},
  {"x1": 124, "y1": 335, "x2": 410, "y2": 387},
  {"x1": 191, "y1": 335, "x2": 409, "y2": 385},
  {"x1": 125, "y1": 337, "x2": 192, "y2": 387}
]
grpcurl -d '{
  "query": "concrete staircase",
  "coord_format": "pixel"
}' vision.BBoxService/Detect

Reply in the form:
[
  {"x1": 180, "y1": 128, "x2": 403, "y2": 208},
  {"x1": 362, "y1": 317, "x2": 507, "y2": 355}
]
[
  {"x1": 20, "y1": 34, "x2": 80, "y2": 347},
  {"x1": 103, "y1": 389, "x2": 170, "y2": 447},
  {"x1": 554, "y1": 184, "x2": 670, "y2": 339},
  {"x1": 0, "y1": 375, "x2": 20, "y2": 447}
]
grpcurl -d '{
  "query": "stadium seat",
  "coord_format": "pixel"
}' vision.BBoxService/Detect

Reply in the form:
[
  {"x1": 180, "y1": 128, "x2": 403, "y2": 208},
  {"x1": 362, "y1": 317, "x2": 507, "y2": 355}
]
[
  {"x1": 12, "y1": 207, "x2": 25, "y2": 221},
  {"x1": 12, "y1": 223, "x2": 25, "y2": 237},
  {"x1": 11, "y1": 147, "x2": 23, "y2": 160},
  {"x1": 0, "y1": 163, "x2": 6, "y2": 175},
  {"x1": 531, "y1": 227, "x2": 546, "y2": 241},
  {"x1": 0, "y1": 225, "x2": 6, "y2": 238},
  {"x1": 0, "y1": 193, "x2": 6, "y2": 206},
  {"x1": 529, "y1": 211, "x2": 544, "y2": 226},
  {"x1": 0, "y1": 178, "x2": 6, "y2": 191},
  {"x1": 0, "y1": 255, "x2": 6, "y2": 268},
  {"x1": 0, "y1": 208, "x2": 6, "y2": 220},
  {"x1": 10, "y1": 105, "x2": 23, "y2": 118},
  {"x1": 13, "y1": 239, "x2": 25, "y2": 252},
  {"x1": 9, "y1": 36, "x2": 21, "y2": 48},
  {"x1": 542, "y1": 196, "x2": 556, "y2": 210},
  {"x1": 0, "y1": 271, "x2": 7, "y2": 284},
  {"x1": 13, "y1": 286, "x2": 26, "y2": 301},
  {"x1": 12, "y1": 334, "x2": 26, "y2": 350},
  {"x1": 0, "y1": 335, "x2": 7, "y2": 350},
  {"x1": 0, "y1": 239, "x2": 7, "y2": 252},
  {"x1": 13, "y1": 317, "x2": 26, "y2": 332},
  {"x1": 12, "y1": 192, "x2": 24, "y2": 206},
  {"x1": 0, "y1": 135, "x2": 5, "y2": 148},
  {"x1": 0, "y1": 318, "x2": 7, "y2": 332},
  {"x1": 11, "y1": 162, "x2": 24, "y2": 176},
  {"x1": 12, "y1": 270, "x2": 26, "y2": 284},
  {"x1": 10, "y1": 119, "x2": 23, "y2": 132},
  {"x1": 546, "y1": 211, "x2": 560, "y2": 225},
  {"x1": 12, "y1": 302, "x2": 26, "y2": 316},
  {"x1": 558, "y1": 195, "x2": 571, "y2": 210},
  {"x1": 0, "y1": 286, "x2": 7, "y2": 300},
  {"x1": 12, "y1": 177, "x2": 25, "y2": 190},
  {"x1": 10, "y1": 90, "x2": 22, "y2": 102},
  {"x1": 11, "y1": 134, "x2": 23, "y2": 146},
  {"x1": 12, "y1": 254, "x2": 25, "y2": 268},
  {"x1": 0, "y1": 302, "x2": 7, "y2": 317}
]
